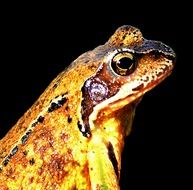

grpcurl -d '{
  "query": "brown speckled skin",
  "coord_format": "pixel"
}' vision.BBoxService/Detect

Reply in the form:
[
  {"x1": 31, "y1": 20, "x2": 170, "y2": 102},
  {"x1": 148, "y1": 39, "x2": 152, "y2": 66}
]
[
  {"x1": 0, "y1": 49, "x2": 100, "y2": 189},
  {"x1": 0, "y1": 26, "x2": 175, "y2": 190}
]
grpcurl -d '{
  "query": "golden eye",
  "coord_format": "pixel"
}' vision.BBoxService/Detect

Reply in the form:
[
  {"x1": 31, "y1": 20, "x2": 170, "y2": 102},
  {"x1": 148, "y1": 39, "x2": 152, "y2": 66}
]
[{"x1": 111, "y1": 52, "x2": 136, "y2": 76}]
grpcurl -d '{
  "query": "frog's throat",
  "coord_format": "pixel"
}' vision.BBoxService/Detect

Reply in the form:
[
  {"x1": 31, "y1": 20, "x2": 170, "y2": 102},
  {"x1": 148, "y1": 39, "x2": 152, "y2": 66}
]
[{"x1": 86, "y1": 98, "x2": 141, "y2": 189}]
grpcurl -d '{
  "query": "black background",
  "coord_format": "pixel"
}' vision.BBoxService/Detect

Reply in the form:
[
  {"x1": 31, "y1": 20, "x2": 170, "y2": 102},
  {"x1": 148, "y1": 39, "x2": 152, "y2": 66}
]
[{"x1": 0, "y1": 2, "x2": 185, "y2": 189}]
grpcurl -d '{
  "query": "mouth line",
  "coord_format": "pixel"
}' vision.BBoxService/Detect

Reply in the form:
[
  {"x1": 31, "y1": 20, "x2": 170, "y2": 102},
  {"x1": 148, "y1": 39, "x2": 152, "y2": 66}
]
[
  {"x1": 108, "y1": 66, "x2": 173, "y2": 109},
  {"x1": 142, "y1": 66, "x2": 173, "y2": 94}
]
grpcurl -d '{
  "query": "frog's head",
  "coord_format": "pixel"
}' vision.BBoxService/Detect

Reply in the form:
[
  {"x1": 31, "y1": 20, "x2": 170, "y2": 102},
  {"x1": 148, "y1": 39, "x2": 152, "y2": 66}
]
[{"x1": 79, "y1": 25, "x2": 175, "y2": 138}]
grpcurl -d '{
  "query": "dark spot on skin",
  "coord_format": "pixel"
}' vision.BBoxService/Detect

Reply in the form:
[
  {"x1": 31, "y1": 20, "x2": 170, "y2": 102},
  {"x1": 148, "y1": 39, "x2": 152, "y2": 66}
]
[
  {"x1": 21, "y1": 129, "x2": 32, "y2": 144},
  {"x1": 132, "y1": 83, "x2": 144, "y2": 91},
  {"x1": 156, "y1": 71, "x2": 163, "y2": 77},
  {"x1": 0, "y1": 167, "x2": 2, "y2": 172},
  {"x1": 29, "y1": 158, "x2": 35, "y2": 165},
  {"x1": 144, "y1": 76, "x2": 149, "y2": 82},
  {"x1": 48, "y1": 102, "x2": 59, "y2": 112},
  {"x1": 58, "y1": 97, "x2": 67, "y2": 106},
  {"x1": 21, "y1": 135, "x2": 28, "y2": 144},
  {"x1": 48, "y1": 97, "x2": 67, "y2": 112},
  {"x1": 26, "y1": 129, "x2": 32, "y2": 136},
  {"x1": 23, "y1": 151, "x2": 28, "y2": 156},
  {"x1": 77, "y1": 121, "x2": 91, "y2": 138},
  {"x1": 107, "y1": 142, "x2": 119, "y2": 178},
  {"x1": 37, "y1": 116, "x2": 44, "y2": 123},
  {"x1": 31, "y1": 121, "x2": 38, "y2": 127},
  {"x1": 2, "y1": 146, "x2": 19, "y2": 167},
  {"x1": 67, "y1": 116, "x2": 72, "y2": 123},
  {"x1": 29, "y1": 176, "x2": 34, "y2": 183},
  {"x1": 77, "y1": 121, "x2": 83, "y2": 133},
  {"x1": 53, "y1": 83, "x2": 58, "y2": 89},
  {"x1": 3, "y1": 157, "x2": 10, "y2": 166},
  {"x1": 122, "y1": 34, "x2": 127, "y2": 40},
  {"x1": 10, "y1": 146, "x2": 18, "y2": 156}
]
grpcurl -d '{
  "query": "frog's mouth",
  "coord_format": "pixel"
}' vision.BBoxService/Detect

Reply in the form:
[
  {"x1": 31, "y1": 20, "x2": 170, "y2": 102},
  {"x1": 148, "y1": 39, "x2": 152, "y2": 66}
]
[
  {"x1": 109, "y1": 63, "x2": 173, "y2": 110},
  {"x1": 97, "y1": 60, "x2": 173, "y2": 112}
]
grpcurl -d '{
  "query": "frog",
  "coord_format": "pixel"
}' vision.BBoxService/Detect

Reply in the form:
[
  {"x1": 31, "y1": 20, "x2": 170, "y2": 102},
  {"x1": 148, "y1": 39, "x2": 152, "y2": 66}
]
[{"x1": 0, "y1": 25, "x2": 175, "y2": 190}]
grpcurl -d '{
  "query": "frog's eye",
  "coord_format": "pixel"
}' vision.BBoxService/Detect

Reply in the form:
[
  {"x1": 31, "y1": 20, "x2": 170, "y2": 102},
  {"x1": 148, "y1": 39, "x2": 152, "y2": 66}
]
[{"x1": 111, "y1": 52, "x2": 136, "y2": 76}]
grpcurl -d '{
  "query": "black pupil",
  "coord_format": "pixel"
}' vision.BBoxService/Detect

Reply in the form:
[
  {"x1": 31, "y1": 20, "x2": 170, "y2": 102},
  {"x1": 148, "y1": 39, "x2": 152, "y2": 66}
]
[{"x1": 117, "y1": 57, "x2": 134, "y2": 69}]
